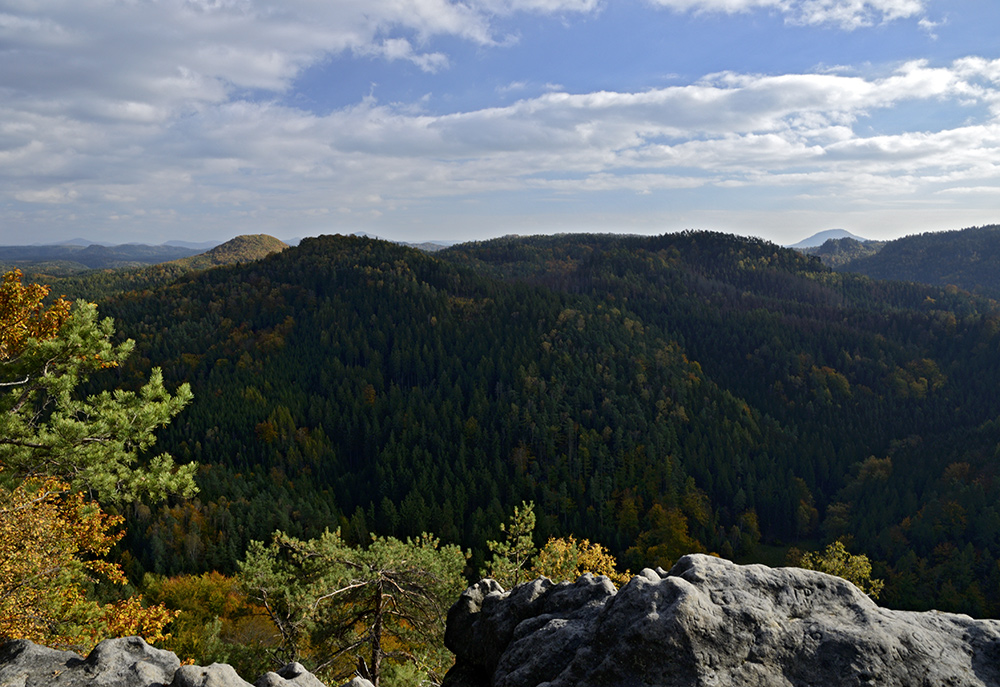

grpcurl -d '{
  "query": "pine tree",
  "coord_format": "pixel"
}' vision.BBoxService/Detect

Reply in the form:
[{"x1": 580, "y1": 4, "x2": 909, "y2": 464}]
[{"x1": 239, "y1": 529, "x2": 467, "y2": 687}]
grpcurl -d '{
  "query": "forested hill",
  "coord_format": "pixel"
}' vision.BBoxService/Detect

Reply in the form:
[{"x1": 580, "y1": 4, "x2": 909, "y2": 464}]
[
  {"x1": 836, "y1": 224, "x2": 1000, "y2": 297},
  {"x1": 168, "y1": 234, "x2": 288, "y2": 270},
  {"x1": 801, "y1": 237, "x2": 885, "y2": 267},
  {"x1": 40, "y1": 234, "x2": 289, "y2": 301},
  {"x1": 101, "y1": 231, "x2": 1000, "y2": 616}
]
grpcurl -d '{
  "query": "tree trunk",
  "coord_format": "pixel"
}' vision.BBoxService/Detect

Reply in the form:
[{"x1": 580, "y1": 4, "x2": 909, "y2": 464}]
[{"x1": 371, "y1": 578, "x2": 384, "y2": 687}]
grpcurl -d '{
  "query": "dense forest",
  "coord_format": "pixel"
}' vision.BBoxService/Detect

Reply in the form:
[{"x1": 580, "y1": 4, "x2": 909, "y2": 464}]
[
  {"x1": 64, "y1": 229, "x2": 1000, "y2": 620},
  {"x1": 833, "y1": 224, "x2": 1000, "y2": 298},
  {"x1": 802, "y1": 237, "x2": 885, "y2": 267}
]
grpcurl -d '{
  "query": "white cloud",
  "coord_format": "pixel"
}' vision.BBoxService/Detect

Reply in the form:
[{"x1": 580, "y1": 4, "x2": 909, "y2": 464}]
[
  {"x1": 0, "y1": 0, "x2": 997, "y2": 243},
  {"x1": 6, "y1": 56, "x2": 1000, "y2": 235},
  {"x1": 0, "y1": 0, "x2": 599, "y2": 123},
  {"x1": 647, "y1": 0, "x2": 927, "y2": 29}
]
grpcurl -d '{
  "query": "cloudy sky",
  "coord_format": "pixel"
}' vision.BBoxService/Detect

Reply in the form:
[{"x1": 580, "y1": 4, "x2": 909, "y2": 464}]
[{"x1": 2, "y1": 0, "x2": 999, "y2": 246}]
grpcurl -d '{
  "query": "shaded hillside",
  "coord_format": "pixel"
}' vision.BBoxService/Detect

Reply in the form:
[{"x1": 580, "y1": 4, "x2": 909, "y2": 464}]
[
  {"x1": 802, "y1": 237, "x2": 885, "y2": 267},
  {"x1": 95, "y1": 232, "x2": 1000, "y2": 616},
  {"x1": 837, "y1": 225, "x2": 1000, "y2": 297}
]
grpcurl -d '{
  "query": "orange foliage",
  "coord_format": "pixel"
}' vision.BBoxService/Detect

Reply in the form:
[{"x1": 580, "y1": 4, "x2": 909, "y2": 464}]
[
  {"x1": 0, "y1": 477, "x2": 176, "y2": 649},
  {"x1": 0, "y1": 269, "x2": 71, "y2": 359}
]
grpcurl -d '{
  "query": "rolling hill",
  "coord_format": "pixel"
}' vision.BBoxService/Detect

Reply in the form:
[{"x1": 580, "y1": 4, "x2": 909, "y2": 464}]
[
  {"x1": 87, "y1": 230, "x2": 1000, "y2": 617},
  {"x1": 836, "y1": 224, "x2": 1000, "y2": 297}
]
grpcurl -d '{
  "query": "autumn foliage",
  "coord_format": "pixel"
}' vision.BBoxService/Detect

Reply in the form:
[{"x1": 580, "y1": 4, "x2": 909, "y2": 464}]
[
  {"x1": 0, "y1": 477, "x2": 176, "y2": 648},
  {"x1": 0, "y1": 269, "x2": 71, "y2": 360}
]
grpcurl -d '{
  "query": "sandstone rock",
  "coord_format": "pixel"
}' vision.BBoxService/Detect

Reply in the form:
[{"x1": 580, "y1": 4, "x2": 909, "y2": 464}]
[
  {"x1": 443, "y1": 553, "x2": 1000, "y2": 687},
  {"x1": 336, "y1": 678, "x2": 374, "y2": 687},
  {"x1": 254, "y1": 662, "x2": 326, "y2": 687},
  {"x1": 0, "y1": 637, "x2": 328, "y2": 687},
  {"x1": 0, "y1": 636, "x2": 180, "y2": 687},
  {"x1": 172, "y1": 663, "x2": 252, "y2": 687}
]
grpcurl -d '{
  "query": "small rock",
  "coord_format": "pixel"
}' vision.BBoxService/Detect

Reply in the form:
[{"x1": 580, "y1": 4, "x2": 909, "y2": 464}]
[
  {"x1": 254, "y1": 662, "x2": 326, "y2": 687},
  {"x1": 172, "y1": 663, "x2": 253, "y2": 687}
]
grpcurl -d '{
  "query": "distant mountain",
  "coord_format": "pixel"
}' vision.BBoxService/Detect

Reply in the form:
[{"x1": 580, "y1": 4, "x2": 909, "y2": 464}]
[
  {"x1": 802, "y1": 237, "x2": 886, "y2": 267},
  {"x1": 401, "y1": 241, "x2": 453, "y2": 252},
  {"x1": 25, "y1": 235, "x2": 289, "y2": 302},
  {"x1": 50, "y1": 237, "x2": 114, "y2": 247},
  {"x1": 0, "y1": 243, "x2": 199, "y2": 271},
  {"x1": 351, "y1": 231, "x2": 455, "y2": 252},
  {"x1": 786, "y1": 229, "x2": 870, "y2": 249},
  {"x1": 164, "y1": 239, "x2": 223, "y2": 250},
  {"x1": 168, "y1": 234, "x2": 288, "y2": 270},
  {"x1": 836, "y1": 224, "x2": 1000, "y2": 297}
]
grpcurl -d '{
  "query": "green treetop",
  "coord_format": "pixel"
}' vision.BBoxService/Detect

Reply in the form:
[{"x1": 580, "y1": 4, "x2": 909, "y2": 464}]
[
  {"x1": 0, "y1": 270, "x2": 195, "y2": 503},
  {"x1": 239, "y1": 529, "x2": 468, "y2": 687}
]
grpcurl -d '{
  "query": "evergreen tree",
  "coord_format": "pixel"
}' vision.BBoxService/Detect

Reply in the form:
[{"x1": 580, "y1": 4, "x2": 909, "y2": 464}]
[
  {"x1": 0, "y1": 270, "x2": 195, "y2": 503},
  {"x1": 0, "y1": 270, "x2": 193, "y2": 647},
  {"x1": 485, "y1": 501, "x2": 537, "y2": 589},
  {"x1": 239, "y1": 529, "x2": 467, "y2": 687}
]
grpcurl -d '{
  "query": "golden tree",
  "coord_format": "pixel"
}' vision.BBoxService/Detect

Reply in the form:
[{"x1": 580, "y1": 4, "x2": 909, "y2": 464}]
[
  {"x1": 0, "y1": 477, "x2": 175, "y2": 647},
  {"x1": 532, "y1": 535, "x2": 631, "y2": 587},
  {"x1": 797, "y1": 540, "x2": 885, "y2": 599}
]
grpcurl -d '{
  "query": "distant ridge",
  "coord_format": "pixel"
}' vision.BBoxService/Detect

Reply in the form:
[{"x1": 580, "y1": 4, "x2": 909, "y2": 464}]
[
  {"x1": 164, "y1": 239, "x2": 222, "y2": 251},
  {"x1": 169, "y1": 234, "x2": 288, "y2": 270},
  {"x1": 786, "y1": 229, "x2": 869, "y2": 249},
  {"x1": 0, "y1": 242, "x2": 199, "y2": 271},
  {"x1": 350, "y1": 231, "x2": 455, "y2": 252},
  {"x1": 835, "y1": 224, "x2": 1000, "y2": 297}
]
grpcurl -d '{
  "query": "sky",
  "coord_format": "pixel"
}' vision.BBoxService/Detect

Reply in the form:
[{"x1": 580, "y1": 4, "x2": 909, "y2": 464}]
[{"x1": 2, "y1": 0, "x2": 1000, "y2": 247}]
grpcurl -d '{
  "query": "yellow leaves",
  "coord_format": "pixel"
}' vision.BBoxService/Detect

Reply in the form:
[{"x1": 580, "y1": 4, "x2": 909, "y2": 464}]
[
  {"x1": 531, "y1": 535, "x2": 631, "y2": 587},
  {"x1": 0, "y1": 269, "x2": 71, "y2": 360},
  {"x1": 99, "y1": 597, "x2": 177, "y2": 646},
  {"x1": 0, "y1": 476, "x2": 175, "y2": 650},
  {"x1": 797, "y1": 540, "x2": 884, "y2": 599}
]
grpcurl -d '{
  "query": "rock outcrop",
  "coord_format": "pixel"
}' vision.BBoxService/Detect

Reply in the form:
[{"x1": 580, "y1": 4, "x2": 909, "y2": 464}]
[
  {"x1": 0, "y1": 636, "x2": 367, "y2": 687},
  {"x1": 443, "y1": 553, "x2": 1000, "y2": 687}
]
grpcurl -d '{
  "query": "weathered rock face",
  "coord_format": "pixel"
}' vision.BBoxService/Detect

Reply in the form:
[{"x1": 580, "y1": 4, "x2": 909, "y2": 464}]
[
  {"x1": 443, "y1": 553, "x2": 1000, "y2": 687},
  {"x1": 0, "y1": 636, "x2": 354, "y2": 687}
]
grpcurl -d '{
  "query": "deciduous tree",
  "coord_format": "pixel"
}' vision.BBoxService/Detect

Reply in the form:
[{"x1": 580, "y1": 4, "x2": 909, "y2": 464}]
[
  {"x1": 531, "y1": 535, "x2": 630, "y2": 587},
  {"x1": 0, "y1": 477, "x2": 176, "y2": 648},
  {"x1": 795, "y1": 540, "x2": 884, "y2": 599}
]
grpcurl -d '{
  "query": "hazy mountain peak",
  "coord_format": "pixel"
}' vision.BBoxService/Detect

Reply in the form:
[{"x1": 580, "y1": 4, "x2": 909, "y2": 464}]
[{"x1": 786, "y1": 229, "x2": 869, "y2": 249}]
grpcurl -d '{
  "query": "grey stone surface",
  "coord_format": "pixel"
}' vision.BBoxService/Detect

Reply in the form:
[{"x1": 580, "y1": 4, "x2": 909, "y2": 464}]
[
  {"x1": 0, "y1": 637, "x2": 328, "y2": 687},
  {"x1": 443, "y1": 553, "x2": 1000, "y2": 687},
  {"x1": 254, "y1": 662, "x2": 326, "y2": 687},
  {"x1": 171, "y1": 663, "x2": 253, "y2": 687},
  {"x1": 0, "y1": 636, "x2": 180, "y2": 687},
  {"x1": 337, "y1": 679, "x2": 374, "y2": 687}
]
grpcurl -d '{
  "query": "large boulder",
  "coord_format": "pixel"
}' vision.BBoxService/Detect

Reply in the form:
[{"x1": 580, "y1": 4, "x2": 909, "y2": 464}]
[
  {"x1": 0, "y1": 636, "x2": 328, "y2": 687},
  {"x1": 443, "y1": 553, "x2": 1000, "y2": 687}
]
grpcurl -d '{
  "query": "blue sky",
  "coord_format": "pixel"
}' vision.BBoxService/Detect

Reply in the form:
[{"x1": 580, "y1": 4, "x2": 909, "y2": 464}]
[{"x1": 2, "y1": 0, "x2": 1000, "y2": 247}]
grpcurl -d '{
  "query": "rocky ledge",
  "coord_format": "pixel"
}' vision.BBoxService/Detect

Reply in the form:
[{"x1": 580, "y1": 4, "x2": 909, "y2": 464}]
[
  {"x1": 443, "y1": 553, "x2": 1000, "y2": 687},
  {"x1": 0, "y1": 635, "x2": 371, "y2": 687}
]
